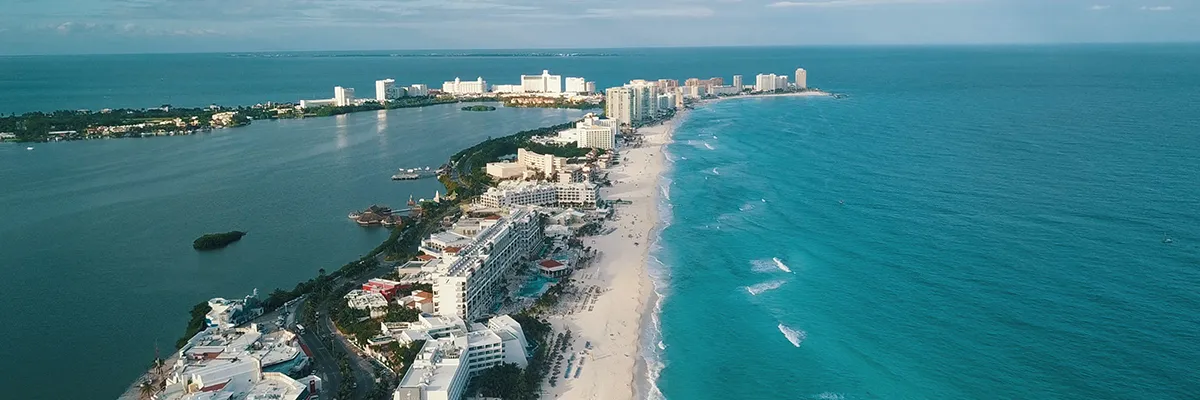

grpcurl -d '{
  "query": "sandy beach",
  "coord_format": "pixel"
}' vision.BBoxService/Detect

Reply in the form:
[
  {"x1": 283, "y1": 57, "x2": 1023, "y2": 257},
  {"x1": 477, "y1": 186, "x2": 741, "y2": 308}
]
[{"x1": 540, "y1": 114, "x2": 679, "y2": 400}]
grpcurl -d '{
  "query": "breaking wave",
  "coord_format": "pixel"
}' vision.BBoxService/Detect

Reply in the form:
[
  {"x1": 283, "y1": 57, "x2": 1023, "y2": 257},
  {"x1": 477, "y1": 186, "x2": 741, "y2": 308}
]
[
  {"x1": 773, "y1": 257, "x2": 793, "y2": 273},
  {"x1": 746, "y1": 280, "x2": 787, "y2": 295},
  {"x1": 778, "y1": 324, "x2": 807, "y2": 347}
]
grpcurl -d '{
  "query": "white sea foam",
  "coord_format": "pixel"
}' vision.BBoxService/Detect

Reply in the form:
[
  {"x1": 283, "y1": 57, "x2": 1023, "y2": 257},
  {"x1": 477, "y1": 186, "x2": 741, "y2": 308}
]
[
  {"x1": 703, "y1": 141, "x2": 715, "y2": 150},
  {"x1": 750, "y1": 259, "x2": 778, "y2": 272},
  {"x1": 739, "y1": 202, "x2": 755, "y2": 212},
  {"x1": 814, "y1": 393, "x2": 845, "y2": 400},
  {"x1": 773, "y1": 257, "x2": 793, "y2": 273},
  {"x1": 746, "y1": 280, "x2": 787, "y2": 295},
  {"x1": 712, "y1": 167, "x2": 720, "y2": 175},
  {"x1": 778, "y1": 324, "x2": 807, "y2": 347}
]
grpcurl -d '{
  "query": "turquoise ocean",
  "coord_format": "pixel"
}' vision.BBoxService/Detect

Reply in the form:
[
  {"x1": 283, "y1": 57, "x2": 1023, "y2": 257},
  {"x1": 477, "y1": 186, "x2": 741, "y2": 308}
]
[
  {"x1": 651, "y1": 48, "x2": 1200, "y2": 399},
  {"x1": 1, "y1": 45, "x2": 1199, "y2": 398}
]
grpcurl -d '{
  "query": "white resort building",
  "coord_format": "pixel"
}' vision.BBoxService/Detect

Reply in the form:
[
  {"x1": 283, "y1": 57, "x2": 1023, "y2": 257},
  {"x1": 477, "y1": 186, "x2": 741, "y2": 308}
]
[
  {"x1": 391, "y1": 315, "x2": 531, "y2": 400},
  {"x1": 564, "y1": 77, "x2": 587, "y2": 94},
  {"x1": 157, "y1": 324, "x2": 315, "y2": 400},
  {"x1": 520, "y1": 70, "x2": 563, "y2": 93},
  {"x1": 442, "y1": 77, "x2": 488, "y2": 95},
  {"x1": 429, "y1": 208, "x2": 542, "y2": 321},
  {"x1": 478, "y1": 181, "x2": 599, "y2": 209}
]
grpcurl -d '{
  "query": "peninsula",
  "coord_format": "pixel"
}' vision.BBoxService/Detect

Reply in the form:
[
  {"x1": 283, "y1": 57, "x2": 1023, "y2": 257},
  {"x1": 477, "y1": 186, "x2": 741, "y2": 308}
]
[
  {"x1": 192, "y1": 231, "x2": 246, "y2": 250},
  {"x1": 121, "y1": 66, "x2": 824, "y2": 400}
]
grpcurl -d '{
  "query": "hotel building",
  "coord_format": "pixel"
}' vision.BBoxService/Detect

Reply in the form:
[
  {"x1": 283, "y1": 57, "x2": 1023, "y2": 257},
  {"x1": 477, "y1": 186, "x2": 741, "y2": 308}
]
[
  {"x1": 627, "y1": 80, "x2": 660, "y2": 122},
  {"x1": 521, "y1": 70, "x2": 563, "y2": 93},
  {"x1": 755, "y1": 74, "x2": 779, "y2": 92},
  {"x1": 518, "y1": 148, "x2": 568, "y2": 175},
  {"x1": 565, "y1": 77, "x2": 587, "y2": 94},
  {"x1": 409, "y1": 84, "x2": 430, "y2": 97},
  {"x1": 585, "y1": 81, "x2": 597, "y2": 94},
  {"x1": 479, "y1": 181, "x2": 599, "y2": 209},
  {"x1": 732, "y1": 75, "x2": 744, "y2": 90},
  {"x1": 335, "y1": 86, "x2": 355, "y2": 107},
  {"x1": 560, "y1": 113, "x2": 619, "y2": 150},
  {"x1": 795, "y1": 68, "x2": 807, "y2": 89},
  {"x1": 430, "y1": 208, "x2": 542, "y2": 321},
  {"x1": 442, "y1": 77, "x2": 488, "y2": 95},
  {"x1": 605, "y1": 87, "x2": 634, "y2": 126},
  {"x1": 376, "y1": 79, "x2": 396, "y2": 101}
]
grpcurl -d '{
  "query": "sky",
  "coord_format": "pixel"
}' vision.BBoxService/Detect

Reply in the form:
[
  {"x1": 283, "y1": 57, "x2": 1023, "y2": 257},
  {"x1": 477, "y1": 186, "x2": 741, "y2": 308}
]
[{"x1": 0, "y1": 0, "x2": 1196, "y2": 54}]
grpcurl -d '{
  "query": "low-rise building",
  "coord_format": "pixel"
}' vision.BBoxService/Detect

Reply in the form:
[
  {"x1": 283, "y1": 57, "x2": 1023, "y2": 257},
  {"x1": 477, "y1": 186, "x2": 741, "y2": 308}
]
[
  {"x1": 345, "y1": 290, "x2": 390, "y2": 317},
  {"x1": 205, "y1": 291, "x2": 263, "y2": 329},
  {"x1": 517, "y1": 148, "x2": 568, "y2": 175},
  {"x1": 485, "y1": 161, "x2": 526, "y2": 180},
  {"x1": 364, "y1": 278, "x2": 405, "y2": 300}
]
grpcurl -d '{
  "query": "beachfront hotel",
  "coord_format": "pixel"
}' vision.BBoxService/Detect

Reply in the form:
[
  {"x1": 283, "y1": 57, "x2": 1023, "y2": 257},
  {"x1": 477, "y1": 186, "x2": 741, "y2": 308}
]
[
  {"x1": 733, "y1": 74, "x2": 744, "y2": 90},
  {"x1": 521, "y1": 70, "x2": 563, "y2": 93},
  {"x1": 478, "y1": 181, "x2": 599, "y2": 209},
  {"x1": 429, "y1": 208, "x2": 542, "y2": 321},
  {"x1": 795, "y1": 68, "x2": 808, "y2": 89},
  {"x1": 389, "y1": 314, "x2": 532, "y2": 400},
  {"x1": 627, "y1": 80, "x2": 661, "y2": 123},
  {"x1": 605, "y1": 87, "x2": 634, "y2": 126},
  {"x1": 442, "y1": 77, "x2": 488, "y2": 95},
  {"x1": 559, "y1": 112, "x2": 619, "y2": 150}
]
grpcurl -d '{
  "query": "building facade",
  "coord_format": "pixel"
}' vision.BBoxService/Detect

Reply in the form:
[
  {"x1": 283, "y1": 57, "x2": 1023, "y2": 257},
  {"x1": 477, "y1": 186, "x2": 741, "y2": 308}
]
[
  {"x1": 605, "y1": 87, "x2": 633, "y2": 126},
  {"x1": 334, "y1": 86, "x2": 355, "y2": 107},
  {"x1": 521, "y1": 70, "x2": 563, "y2": 93},
  {"x1": 376, "y1": 79, "x2": 396, "y2": 101},
  {"x1": 795, "y1": 68, "x2": 807, "y2": 89},
  {"x1": 732, "y1": 75, "x2": 743, "y2": 90},
  {"x1": 442, "y1": 77, "x2": 487, "y2": 95},
  {"x1": 627, "y1": 80, "x2": 659, "y2": 123},
  {"x1": 517, "y1": 148, "x2": 567, "y2": 175},
  {"x1": 431, "y1": 208, "x2": 542, "y2": 321},
  {"x1": 409, "y1": 84, "x2": 429, "y2": 97},
  {"x1": 564, "y1": 77, "x2": 587, "y2": 93},
  {"x1": 755, "y1": 74, "x2": 778, "y2": 92}
]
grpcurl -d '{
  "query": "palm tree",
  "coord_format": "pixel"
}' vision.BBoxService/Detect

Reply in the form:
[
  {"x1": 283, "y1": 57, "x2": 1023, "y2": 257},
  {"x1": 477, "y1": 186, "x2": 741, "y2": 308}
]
[{"x1": 137, "y1": 381, "x2": 156, "y2": 400}]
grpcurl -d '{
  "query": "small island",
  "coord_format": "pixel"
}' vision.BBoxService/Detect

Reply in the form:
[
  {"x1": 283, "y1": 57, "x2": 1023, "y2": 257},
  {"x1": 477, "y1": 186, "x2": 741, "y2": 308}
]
[
  {"x1": 193, "y1": 231, "x2": 246, "y2": 250},
  {"x1": 461, "y1": 105, "x2": 497, "y2": 112}
]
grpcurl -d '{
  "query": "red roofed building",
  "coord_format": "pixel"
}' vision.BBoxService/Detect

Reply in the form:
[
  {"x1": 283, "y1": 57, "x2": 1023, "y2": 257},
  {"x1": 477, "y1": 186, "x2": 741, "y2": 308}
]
[
  {"x1": 399, "y1": 290, "x2": 435, "y2": 313},
  {"x1": 538, "y1": 259, "x2": 569, "y2": 278},
  {"x1": 362, "y1": 278, "x2": 404, "y2": 301}
]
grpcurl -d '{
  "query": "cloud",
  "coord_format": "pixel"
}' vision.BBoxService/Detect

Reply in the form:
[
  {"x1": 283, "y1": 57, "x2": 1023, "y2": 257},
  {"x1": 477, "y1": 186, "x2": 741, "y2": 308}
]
[
  {"x1": 1088, "y1": 5, "x2": 1110, "y2": 10},
  {"x1": 585, "y1": 7, "x2": 715, "y2": 18},
  {"x1": 1139, "y1": 5, "x2": 1172, "y2": 11},
  {"x1": 49, "y1": 21, "x2": 224, "y2": 36},
  {"x1": 767, "y1": 0, "x2": 959, "y2": 7}
]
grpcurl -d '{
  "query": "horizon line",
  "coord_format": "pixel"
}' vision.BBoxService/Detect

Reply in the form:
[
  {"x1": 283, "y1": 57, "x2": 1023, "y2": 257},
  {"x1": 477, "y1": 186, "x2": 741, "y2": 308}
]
[{"x1": 3, "y1": 40, "x2": 1199, "y2": 57}]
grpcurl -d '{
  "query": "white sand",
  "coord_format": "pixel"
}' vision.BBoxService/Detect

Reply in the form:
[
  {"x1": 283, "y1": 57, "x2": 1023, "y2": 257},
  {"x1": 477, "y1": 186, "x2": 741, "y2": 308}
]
[{"x1": 540, "y1": 116, "x2": 679, "y2": 400}]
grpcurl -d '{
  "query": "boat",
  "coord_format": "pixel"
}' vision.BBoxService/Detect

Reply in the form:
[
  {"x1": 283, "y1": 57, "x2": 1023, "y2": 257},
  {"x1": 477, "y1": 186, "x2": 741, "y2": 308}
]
[
  {"x1": 1163, "y1": 233, "x2": 1174, "y2": 244},
  {"x1": 348, "y1": 212, "x2": 361, "y2": 220},
  {"x1": 26, "y1": 146, "x2": 34, "y2": 151},
  {"x1": 392, "y1": 172, "x2": 420, "y2": 180}
]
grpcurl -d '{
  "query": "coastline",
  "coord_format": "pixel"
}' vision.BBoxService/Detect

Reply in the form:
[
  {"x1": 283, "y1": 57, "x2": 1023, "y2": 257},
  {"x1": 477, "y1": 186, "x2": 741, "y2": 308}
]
[{"x1": 541, "y1": 112, "x2": 682, "y2": 399}]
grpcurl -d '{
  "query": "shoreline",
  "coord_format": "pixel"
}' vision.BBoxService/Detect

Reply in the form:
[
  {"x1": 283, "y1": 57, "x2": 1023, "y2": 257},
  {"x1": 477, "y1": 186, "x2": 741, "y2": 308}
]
[{"x1": 540, "y1": 111, "x2": 682, "y2": 399}]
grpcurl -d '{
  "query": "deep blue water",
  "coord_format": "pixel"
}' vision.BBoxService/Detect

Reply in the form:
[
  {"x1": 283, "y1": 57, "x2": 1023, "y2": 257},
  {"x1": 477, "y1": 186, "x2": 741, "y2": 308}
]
[
  {"x1": 652, "y1": 47, "x2": 1200, "y2": 399},
  {"x1": 1, "y1": 45, "x2": 1199, "y2": 399}
]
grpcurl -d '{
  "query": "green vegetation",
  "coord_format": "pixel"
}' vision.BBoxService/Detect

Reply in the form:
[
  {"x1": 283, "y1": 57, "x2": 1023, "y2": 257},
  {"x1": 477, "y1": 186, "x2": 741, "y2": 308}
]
[
  {"x1": 502, "y1": 97, "x2": 602, "y2": 110},
  {"x1": 192, "y1": 231, "x2": 246, "y2": 250},
  {"x1": 461, "y1": 105, "x2": 497, "y2": 112},
  {"x1": 1, "y1": 106, "x2": 252, "y2": 142},
  {"x1": 447, "y1": 120, "x2": 580, "y2": 198},
  {"x1": 174, "y1": 301, "x2": 212, "y2": 349},
  {"x1": 384, "y1": 304, "x2": 420, "y2": 323}
]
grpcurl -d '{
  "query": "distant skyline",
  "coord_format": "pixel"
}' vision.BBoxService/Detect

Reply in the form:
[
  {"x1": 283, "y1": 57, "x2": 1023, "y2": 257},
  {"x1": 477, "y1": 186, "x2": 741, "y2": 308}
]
[{"x1": 1, "y1": 0, "x2": 1196, "y2": 55}]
